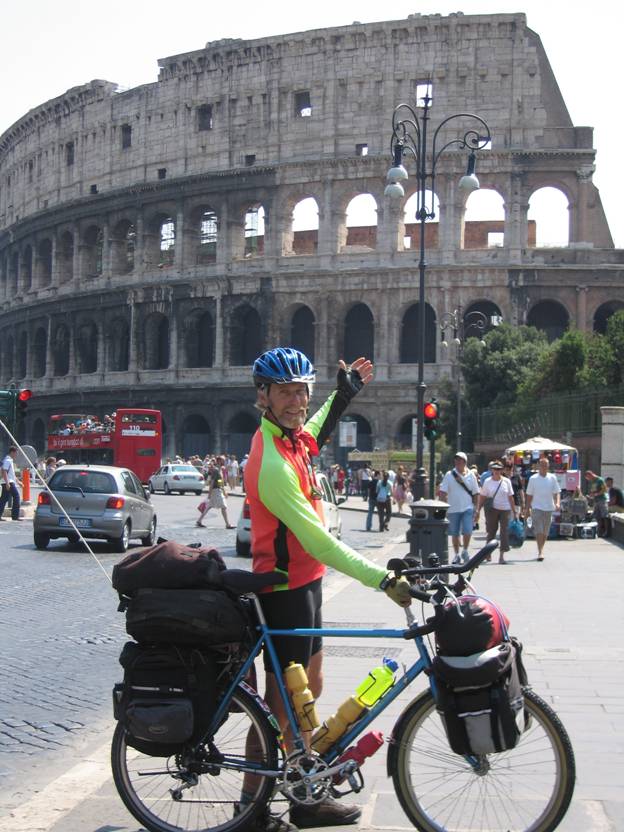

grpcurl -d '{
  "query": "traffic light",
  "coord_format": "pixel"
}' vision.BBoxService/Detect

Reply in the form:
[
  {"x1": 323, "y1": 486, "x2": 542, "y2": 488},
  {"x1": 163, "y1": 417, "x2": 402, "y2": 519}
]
[
  {"x1": 16, "y1": 389, "x2": 32, "y2": 424},
  {"x1": 423, "y1": 399, "x2": 439, "y2": 441},
  {"x1": 0, "y1": 390, "x2": 16, "y2": 427}
]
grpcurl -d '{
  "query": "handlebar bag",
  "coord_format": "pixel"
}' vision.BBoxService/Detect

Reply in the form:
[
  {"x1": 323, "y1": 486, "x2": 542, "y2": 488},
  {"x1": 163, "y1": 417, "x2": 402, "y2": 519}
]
[
  {"x1": 112, "y1": 540, "x2": 226, "y2": 594},
  {"x1": 112, "y1": 641, "x2": 218, "y2": 757},
  {"x1": 434, "y1": 595, "x2": 510, "y2": 657},
  {"x1": 123, "y1": 587, "x2": 252, "y2": 647},
  {"x1": 431, "y1": 638, "x2": 527, "y2": 756}
]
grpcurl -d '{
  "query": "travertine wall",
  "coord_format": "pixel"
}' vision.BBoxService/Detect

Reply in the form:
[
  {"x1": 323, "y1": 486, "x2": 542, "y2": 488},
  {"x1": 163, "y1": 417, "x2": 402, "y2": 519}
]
[{"x1": 0, "y1": 12, "x2": 621, "y2": 458}]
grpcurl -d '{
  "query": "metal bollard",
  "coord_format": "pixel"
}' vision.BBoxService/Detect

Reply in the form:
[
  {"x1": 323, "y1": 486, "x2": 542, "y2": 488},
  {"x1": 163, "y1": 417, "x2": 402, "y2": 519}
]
[{"x1": 21, "y1": 469, "x2": 31, "y2": 504}]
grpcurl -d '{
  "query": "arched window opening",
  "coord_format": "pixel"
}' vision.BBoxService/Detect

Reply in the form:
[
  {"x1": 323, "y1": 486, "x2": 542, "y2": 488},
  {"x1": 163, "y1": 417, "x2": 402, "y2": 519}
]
[
  {"x1": 53, "y1": 325, "x2": 70, "y2": 377},
  {"x1": 289, "y1": 306, "x2": 315, "y2": 362},
  {"x1": 185, "y1": 312, "x2": 215, "y2": 368},
  {"x1": 463, "y1": 301, "x2": 503, "y2": 337},
  {"x1": 144, "y1": 313, "x2": 170, "y2": 370},
  {"x1": 58, "y1": 232, "x2": 74, "y2": 283},
  {"x1": 5, "y1": 335, "x2": 14, "y2": 382},
  {"x1": 528, "y1": 187, "x2": 570, "y2": 248},
  {"x1": 32, "y1": 327, "x2": 47, "y2": 378},
  {"x1": 345, "y1": 194, "x2": 377, "y2": 249},
  {"x1": 227, "y1": 412, "x2": 259, "y2": 460},
  {"x1": 111, "y1": 220, "x2": 135, "y2": 274},
  {"x1": 182, "y1": 414, "x2": 211, "y2": 458},
  {"x1": 527, "y1": 300, "x2": 569, "y2": 342},
  {"x1": 17, "y1": 332, "x2": 28, "y2": 378},
  {"x1": 396, "y1": 415, "x2": 418, "y2": 450},
  {"x1": 344, "y1": 304, "x2": 374, "y2": 361},
  {"x1": 462, "y1": 189, "x2": 505, "y2": 249},
  {"x1": 9, "y1": 252, "x2": 19, "y2": 296},
  {"x1": 292, "y1": 198, "x2": 319, "y2": 255},
  {"x1": 84, "y1": 226, "x2": 104, "y2": 277},
  {"x1": 76, "y1": 321, "x2": 98, "y2": 373},
  {"x1": 198, "y1": 209, "x2": 218, "y2": 264},
  {"x1": 22, "y1": 246, "x2": 33, "y2": 292},
  {"x1": 594, "y1": 301, "x2": 624, "y2": 334},
  {"x1": 244, "y1": 206, "x2": 265, "y2": 257},
  {"x1": 338, "y1": 414, "x2": 373, "y2": 452},
  {"x1": 37, "y1": 238, "x2": 53, "y2": 287},
  {"x1": 400, "y1": 303, "x2": 437, "y2": 363},
  {"x1": 107, "y1": 318, "x2": 130, "y2": 371},
  {"x1": 230, "y1": 306, "x2": 262, "y2": 366},
  {"x1": 159, "y1": 218, "x2": 176, "y2": 266},
  {"x1": 403, "y1": 190, "x2": 440, "y2": 250}
]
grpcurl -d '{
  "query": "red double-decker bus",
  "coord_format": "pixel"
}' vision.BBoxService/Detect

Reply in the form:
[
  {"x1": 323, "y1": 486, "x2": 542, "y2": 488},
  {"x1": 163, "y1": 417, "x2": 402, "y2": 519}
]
[{"x1": 47, "y1": 408, "x2": 162, "y2": 482}]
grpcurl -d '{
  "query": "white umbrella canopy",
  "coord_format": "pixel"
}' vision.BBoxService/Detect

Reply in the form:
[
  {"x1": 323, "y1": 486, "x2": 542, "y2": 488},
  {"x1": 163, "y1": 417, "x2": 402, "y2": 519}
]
[{"x1": 505, "y1": 436, "x2": 577, "y2": 454}]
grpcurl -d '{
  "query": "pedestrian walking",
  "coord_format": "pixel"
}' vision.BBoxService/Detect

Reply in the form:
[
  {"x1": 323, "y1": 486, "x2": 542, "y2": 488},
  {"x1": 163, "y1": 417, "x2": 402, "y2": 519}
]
[
  {"x1": 525, "y1": 457, "x2": 561, "y2": 560},
  {"x1": 477, "y1": 460, "x2": 517, "y2": 563},
  {"x1": 393, "y1": 466, "x2": 409, "y2": 514},
  {"x1": 0, "y1": 446, "x2": 22, "y2": 521},
  {"x1": 375, "y1": 470, "x2": 393, "y2": 532},
  {"x1": 504, "y1": 461, "x2": 526, "y2": 518},
  {"x1": 44, "y1": 456, "x2": 57, "y2": 480},
  {"x1": 196, "y1": 456, "x2": 235, "y2": 529},
  {"x1": 439, "y1": 451, "x2": 479, "y2": 564},
  {"x1": 585, "y1": 470, "x2": 609, "y2": 537},
  {"x1": 360, "y1": 465, "x2": 371, "y2": 500},
  {"x1": 365, "y1": 470, "x2": 380, "y2": 531}
]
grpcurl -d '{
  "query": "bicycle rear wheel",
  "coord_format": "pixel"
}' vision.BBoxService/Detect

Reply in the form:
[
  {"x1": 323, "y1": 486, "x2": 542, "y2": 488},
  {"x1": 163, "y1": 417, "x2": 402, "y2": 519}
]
[
  {"x1": 391, "y1": 688, "x2": 575, "y2": 832},
  {"x1": 112, "y1": 686, "x2": 279, "y2": 832}
]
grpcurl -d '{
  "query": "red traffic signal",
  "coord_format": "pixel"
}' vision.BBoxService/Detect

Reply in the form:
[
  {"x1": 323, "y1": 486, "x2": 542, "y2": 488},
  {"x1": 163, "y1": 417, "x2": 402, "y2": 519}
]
[
  {"x1": 423, "y1": 401, "x2": 438, "y2": 420},
  {"x1": 17, "y1": 389, "x2": 32, "y2": 402},
  {"x1": 424, "y1": 399, "x2": 439, "y2": 440},
  {"x1": 16, "y1": 388, "x2": 32, "y2": 422}
]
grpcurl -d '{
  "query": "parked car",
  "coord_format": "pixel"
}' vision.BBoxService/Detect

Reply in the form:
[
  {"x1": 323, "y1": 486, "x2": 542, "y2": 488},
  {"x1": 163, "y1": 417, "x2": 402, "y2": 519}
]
[
  {"x1": 236, "y1": 471, "x2": 344, "y2": 557},
  {"x1": 149, "y1": 464, "x2": 205, "y2": 495},
  {"x1": 33, "y1": 465, "x2": 157, "y2": 553}
]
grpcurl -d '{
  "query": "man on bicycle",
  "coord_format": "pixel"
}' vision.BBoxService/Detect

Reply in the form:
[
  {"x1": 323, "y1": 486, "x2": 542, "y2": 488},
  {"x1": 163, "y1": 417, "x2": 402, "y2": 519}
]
[{"x1": 245, "y1": 347, "x2": 411, "y2": 831}]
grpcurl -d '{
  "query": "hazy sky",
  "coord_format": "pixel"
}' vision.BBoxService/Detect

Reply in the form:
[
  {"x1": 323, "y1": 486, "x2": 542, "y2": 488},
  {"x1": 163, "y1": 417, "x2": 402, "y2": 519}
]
[{"x1": 1, "y1": 1, "x2": 621, "y2": 246}]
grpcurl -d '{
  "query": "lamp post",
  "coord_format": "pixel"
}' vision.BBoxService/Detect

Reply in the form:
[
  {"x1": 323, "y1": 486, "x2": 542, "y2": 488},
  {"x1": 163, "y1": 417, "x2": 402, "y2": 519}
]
[
  {"x1": 385, "y1": 90, "x2": 491, "y2": 499},
  {"x1": 439, "y1": 307, "x2": 491, "y2": 451}
]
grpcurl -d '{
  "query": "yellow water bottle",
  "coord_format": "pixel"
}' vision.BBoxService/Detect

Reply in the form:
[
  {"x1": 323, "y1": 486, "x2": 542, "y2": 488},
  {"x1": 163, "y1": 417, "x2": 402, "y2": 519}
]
[
  {"x1": 284, "y1": 662, "x2": 320, "y2": 731},
  {"x1": 311, "y1": 696, "x2": 366, "y2": 754}
]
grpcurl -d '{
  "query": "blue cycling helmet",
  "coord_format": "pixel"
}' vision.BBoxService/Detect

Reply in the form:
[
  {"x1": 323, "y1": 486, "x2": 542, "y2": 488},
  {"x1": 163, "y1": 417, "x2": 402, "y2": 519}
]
[{"x1": 253, "y1": 347, "x2": 316, "y2": 386}]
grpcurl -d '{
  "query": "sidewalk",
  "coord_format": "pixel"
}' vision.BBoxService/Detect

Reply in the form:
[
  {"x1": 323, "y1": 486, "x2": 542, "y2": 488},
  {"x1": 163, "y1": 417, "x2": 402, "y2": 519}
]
[{"x1": 3, "y1": 530, "x2": 623, "y2": 831}]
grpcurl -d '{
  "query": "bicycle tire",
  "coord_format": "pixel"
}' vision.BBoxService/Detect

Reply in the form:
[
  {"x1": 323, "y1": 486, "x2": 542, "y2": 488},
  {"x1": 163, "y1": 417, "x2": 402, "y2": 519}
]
[
  {"x1": 391, "y1": 687, "x2": 575, "y2": 832},
  {"x1": 112, "y1": 685, "x2": 279, "y2": 832}
]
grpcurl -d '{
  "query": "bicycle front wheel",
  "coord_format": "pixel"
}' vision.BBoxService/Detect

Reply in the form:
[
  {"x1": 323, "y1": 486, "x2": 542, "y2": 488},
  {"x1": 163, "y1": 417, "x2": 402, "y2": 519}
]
[
  {"x1": 392, "y1": 688, "x2": 575, "y2": 832},
  {"x1": 112, "y1": 685, "x2": 279, "y2": 832}
]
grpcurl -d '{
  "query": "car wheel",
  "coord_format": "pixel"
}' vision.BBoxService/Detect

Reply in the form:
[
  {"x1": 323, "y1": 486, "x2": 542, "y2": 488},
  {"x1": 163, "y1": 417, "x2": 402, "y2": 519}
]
[
  {"x1": 111, "y1": 522, "x2": 131, "y2": 554},
  {"x1": 236, "y1": 536, "x2": 251, "y2": 557},
  {"x1": 149, "y1": 482, "x2": 155, "y2": 494},
  {"x1": 34, "y1": 532, "x2": 50, "y2": 550},
  {"x1": 140, "y1": 517, "x2": 157, "y2": 547},
  {"x1": 164, "y1": 482, "x2": 170, "y2": 495}
]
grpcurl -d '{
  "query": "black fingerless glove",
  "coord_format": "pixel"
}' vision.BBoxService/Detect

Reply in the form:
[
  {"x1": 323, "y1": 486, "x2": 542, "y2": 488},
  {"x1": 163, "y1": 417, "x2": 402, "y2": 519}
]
[{"x1": 336, "y1": 366, "x2": 364, "y2": 403}]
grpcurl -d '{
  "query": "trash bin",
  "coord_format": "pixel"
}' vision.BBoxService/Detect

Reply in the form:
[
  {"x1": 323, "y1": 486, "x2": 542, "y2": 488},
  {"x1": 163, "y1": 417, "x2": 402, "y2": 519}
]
[{"x1": 406, "y1": 499, "x2": 449, "y2": 565}]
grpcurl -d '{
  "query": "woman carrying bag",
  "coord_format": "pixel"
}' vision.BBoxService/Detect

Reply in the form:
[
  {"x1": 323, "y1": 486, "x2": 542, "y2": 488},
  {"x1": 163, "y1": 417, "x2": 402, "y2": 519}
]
[
  {"x1": 476, "y1": 460, "x2": 518, "y2": 563},
  {"x1": 376, "y1": 470, "x2": 393, "y2": 532}
]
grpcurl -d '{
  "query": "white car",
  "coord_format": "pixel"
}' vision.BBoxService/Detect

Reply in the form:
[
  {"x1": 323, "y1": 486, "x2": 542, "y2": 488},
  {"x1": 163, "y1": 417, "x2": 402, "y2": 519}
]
[
  {"x1": 236, "y1": 471, "x2": 344, "y2": 557},
  {"x1": 149, "y1": 464, "x2": 205, "y2": 495}
]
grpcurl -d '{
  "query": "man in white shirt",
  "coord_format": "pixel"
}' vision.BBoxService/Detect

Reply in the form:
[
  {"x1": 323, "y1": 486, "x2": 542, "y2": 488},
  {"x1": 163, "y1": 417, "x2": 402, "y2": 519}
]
[
  {"x1": 0, "y1": 446, "x2": 22, "y2": 521},
  {"x1": 526, "y1": 457, "x2": 561, "y2": 561},
  {"x1": 439, "y1": 452, "x2": 479, "y2": 564}
]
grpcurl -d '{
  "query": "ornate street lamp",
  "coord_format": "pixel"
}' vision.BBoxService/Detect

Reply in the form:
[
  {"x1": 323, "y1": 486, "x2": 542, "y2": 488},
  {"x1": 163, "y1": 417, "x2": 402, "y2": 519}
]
[{"x1": 385, "y1": 90, "x2": 491, "y2": 499}]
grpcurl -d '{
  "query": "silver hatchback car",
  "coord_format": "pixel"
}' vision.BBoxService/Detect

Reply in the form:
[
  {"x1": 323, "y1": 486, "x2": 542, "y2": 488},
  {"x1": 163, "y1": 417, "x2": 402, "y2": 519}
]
[{"x1": 33, "y1": 465, "x2": 157, "y2": 553}]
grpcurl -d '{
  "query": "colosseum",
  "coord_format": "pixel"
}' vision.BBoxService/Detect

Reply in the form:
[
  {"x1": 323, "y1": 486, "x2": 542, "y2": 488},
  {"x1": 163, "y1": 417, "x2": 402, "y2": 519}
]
[{"x1": 0, "y1": 12, "x2": 621, "y2": 460}]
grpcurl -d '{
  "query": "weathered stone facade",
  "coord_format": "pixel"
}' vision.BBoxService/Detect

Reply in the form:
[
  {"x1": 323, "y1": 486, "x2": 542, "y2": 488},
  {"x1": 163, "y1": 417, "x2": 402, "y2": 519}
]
[{"x1": 0, "y1": 12, "x2": 622, "y2": 458}]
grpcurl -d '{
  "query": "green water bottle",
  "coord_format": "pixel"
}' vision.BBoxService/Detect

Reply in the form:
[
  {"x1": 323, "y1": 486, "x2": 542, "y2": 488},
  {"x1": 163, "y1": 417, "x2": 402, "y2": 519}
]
[{"x1": 355, "y1": 657, "x2": 398, "y2": 707}]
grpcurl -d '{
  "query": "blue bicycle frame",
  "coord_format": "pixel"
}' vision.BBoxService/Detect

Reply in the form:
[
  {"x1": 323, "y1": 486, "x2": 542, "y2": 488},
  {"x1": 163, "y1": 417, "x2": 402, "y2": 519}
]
[{"x1": 208, "y1": 596, "x2": 436, "y2": 769}]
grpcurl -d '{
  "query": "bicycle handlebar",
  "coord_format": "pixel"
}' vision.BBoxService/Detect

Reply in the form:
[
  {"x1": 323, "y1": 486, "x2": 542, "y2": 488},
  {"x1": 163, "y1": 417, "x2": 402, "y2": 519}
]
[{"x1": 394, "y1": 541, "x2": 499, "y2": 579}]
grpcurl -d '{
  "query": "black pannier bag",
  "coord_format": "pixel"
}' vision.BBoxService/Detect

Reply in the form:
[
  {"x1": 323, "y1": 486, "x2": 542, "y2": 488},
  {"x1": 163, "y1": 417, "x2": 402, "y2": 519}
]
[
  {"x1": 432, "y1": 637, "x2": 529, "y2": 756},
  {"x1": 123, "y1": 587, "x2": 252, "y2": 647},
  {"x1": 113, "y1": 641, "x2": 219, "y2": 757},
  {"x1": 112, "y1": 540, "x2": 226, "y2": 595},
  {"x1": 434, "y1": 595, "x2": 510, "y2": 657}
]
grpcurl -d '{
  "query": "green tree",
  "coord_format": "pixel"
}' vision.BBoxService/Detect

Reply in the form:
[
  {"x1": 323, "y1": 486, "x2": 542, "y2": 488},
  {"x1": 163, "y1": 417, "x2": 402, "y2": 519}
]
[{"x1": 605, "y1": 309, "x2": 624, "y2": 384}]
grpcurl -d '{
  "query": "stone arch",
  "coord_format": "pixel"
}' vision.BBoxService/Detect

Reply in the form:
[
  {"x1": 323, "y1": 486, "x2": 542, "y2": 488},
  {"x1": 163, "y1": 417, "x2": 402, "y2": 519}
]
[
  {"x1": 53, "y1": 324, "x2": 70, "y2": 377},
  {"x1": 4, "y1": 334, "x2": 14, "y2": 382},
  {"x1": 185, "y1": 310, "x2": 215, "y2": 368},
  {"x1": 107, "y1": 316, "x2": 130, "y2": 371},
  {"x1": 244, "y1": 204, "x2": 265, "y2": 257},
  {"x1": 182, "y1": 414, "x2": 211, "y2": 458},
  {"x1": 111, "y1": 219, "x2": 136, "y2": 274},
  {"x1": 58, "y1": 231, "x2": 74, "y2": 284},
  {"x1": 527, "y1": 300, "x2": 569, "y2": 342},
  {"x1": 399, "y1": 303, "x2": 436, "y2": 363},
  {"x1": 344, "y1": 303, "x2": 374, "y2": 362},
  {"x1": 32, "y1": 326, "x2": 47, "y2": 378},
  {"x1": 341, "y1": 414, "x2": 373, "y2": 452},
  {"x1": 463, "y1": 301, "x2": 503, "y2": 337},
  {"x1": 145, "y1": 211, "x2": 176, "y2": 267},
  {"x1": 292, "y1": 197, "x2": 319, "y2": 255},
  {"x1": 83, "y1": 225, "x2": 104, "y2": 277},
  {"x1": 21, "y1": 245, "x2": 33, "y2": 292},
  {"x1": 190, "y1": 204, "x2": 218, "y2": 265},
  {"x1": 9, "y1": 251, "x2": 19, "y2": 296},
  {"x1": 143, "y1": 312, "x2": 170, "y2": 370},
  {"x1": 395, "y1": 414, "x2": 418, "y2": 450},
  {"x1": 528, "y1": 187, "x2": 570, "y2": 248},
  {"x1": 32, "y1": 417, "x2": 46, "y2": 454},
  {"x1": 345, "y1": 194, "x2": 377, "y2": 249},
  {"x1": 36, "y1": 238, "x2": 53, "y2": 287},
  {"x1": 462, "y1": 189, "x2": 505, "y2": 249},
  {"x1": 289, "y1": 305, "x2": 315, "y2": 362},
  {"x1": 17, "y1": 331, "x2": 28, "y2": 379},
  {"x1": 593, "y1": 301, "x2": 624, "y2": 335},
  {"x1": 227, "y1": 412, "x2": 258, "y2": 460},
  {"x1": 230, "y1": 304, "x2": 262, "y2": 366},
  {"x1": 76, "y1": 319, "x2": 98, "y2": 373},
  {"x1": 403, "y1": 189, "x2": 440, "y2": 250}
]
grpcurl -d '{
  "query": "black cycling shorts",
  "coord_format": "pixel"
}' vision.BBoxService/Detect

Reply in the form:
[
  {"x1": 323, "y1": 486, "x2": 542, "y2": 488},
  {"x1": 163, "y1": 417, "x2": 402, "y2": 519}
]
[{"x1": 257, "y1": 578, "x2": 323, "y2": 673}]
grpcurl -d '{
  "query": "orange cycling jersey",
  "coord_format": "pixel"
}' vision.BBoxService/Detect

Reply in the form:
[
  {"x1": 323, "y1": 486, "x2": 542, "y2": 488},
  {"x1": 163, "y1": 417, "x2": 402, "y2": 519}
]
[{"x1": 245, "y1": 392, "x2": 387, "y2": 592}]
